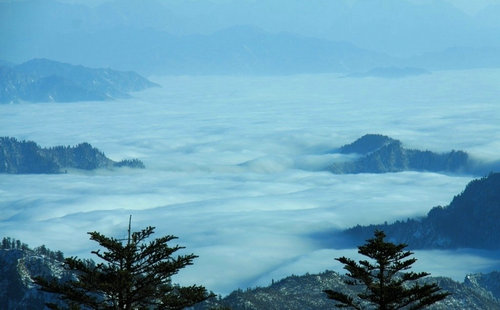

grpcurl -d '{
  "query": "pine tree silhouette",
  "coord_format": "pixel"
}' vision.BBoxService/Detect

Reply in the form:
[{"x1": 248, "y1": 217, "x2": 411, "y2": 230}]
[
  {"x1": 324, "y1": 230, "x2": 450, "y2": 309},
  {"x1": 35, "y1": 225, "x2": 212, "y2": 310}
]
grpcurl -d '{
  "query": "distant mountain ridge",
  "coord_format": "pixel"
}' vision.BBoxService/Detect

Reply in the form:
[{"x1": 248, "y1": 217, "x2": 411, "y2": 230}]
[
  {"x1": 0, "y1": 58, "x2": 158, "y2": 103},
  {"x1": 343, "y1": 172, "x2": 500, "y2": 250},
  {"x1": 330, "y1": 134, "x2": 471, "y2": 174},
  {"x1": 3, "y1": 0, "x2": 500, "y2": 74},
  {"x1": 346, "y1": 66, "x2": 431, "y2": 78},
  {"x1": 44, "y1": 26, "x2": 393, "y2": 75},
  {"x1": 408, "y1": 46, "x2": 500, "y2": 70},
  {"x1": 0, "y1": 137, "x2": 144, "y2": 174}
]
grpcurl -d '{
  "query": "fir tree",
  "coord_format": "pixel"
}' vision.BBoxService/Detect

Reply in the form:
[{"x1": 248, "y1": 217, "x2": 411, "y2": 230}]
[
  {"x1": 35, "y1": 225, "x2": 213, "y2": 310},
  {"x1": 324, "y1": 230, "x2": 450, "y2": 309}
]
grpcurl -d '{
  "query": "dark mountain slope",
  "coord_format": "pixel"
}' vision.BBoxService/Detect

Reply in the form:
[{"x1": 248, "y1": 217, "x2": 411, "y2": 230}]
[
  {"x1": 337, "y1": 134, "x2": 398, "y2": 155},
  {"x1": 0, "y1": 137, "x2": 144, "y2": 174},
  {"x1": 0, "y1": 239, "x2": 69, "y2": 310},
  {"x1": 331, "y1": 134, "x2": 470, "y2": 174},
  {"x1": 344, "y1": 173, "x2": 500, "y2": 249}
]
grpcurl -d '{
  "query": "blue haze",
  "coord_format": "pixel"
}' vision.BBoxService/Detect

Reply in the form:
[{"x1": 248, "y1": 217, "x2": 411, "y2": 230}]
[
  {"x1": 2, "y1": 0, "x2": 500, "y2": 295},
  {"x1": 2, "y1": 0, "x2": 500, "y2": 74}
]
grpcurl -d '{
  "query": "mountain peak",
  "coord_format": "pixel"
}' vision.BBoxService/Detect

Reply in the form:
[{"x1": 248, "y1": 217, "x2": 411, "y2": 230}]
[
  {"x1": 339, "y1": 134, "x2": 399, "y2": 155},
  {"x1": 331, "y1": 134, "x2": 471, "y2": 174}
]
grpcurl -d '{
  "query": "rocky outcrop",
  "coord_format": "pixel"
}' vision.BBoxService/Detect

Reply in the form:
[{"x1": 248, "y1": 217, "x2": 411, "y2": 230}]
[
  {"x1": 464, "y1": 272, "x2": 500, "y2": 300},
  {"x1": 194, "y1": 270, "x2": 500, "y2": 310},
  {"x1": 0, "y1": 242, "x2": 69, "y2": 310},
  {"x1": 0, "y1": 137, "x2": 145, "y2": 174}
]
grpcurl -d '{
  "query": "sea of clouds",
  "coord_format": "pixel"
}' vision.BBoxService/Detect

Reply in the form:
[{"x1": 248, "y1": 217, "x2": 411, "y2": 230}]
[{"x1": 1, "y1": 70, "x2": 500, "y2": 294}]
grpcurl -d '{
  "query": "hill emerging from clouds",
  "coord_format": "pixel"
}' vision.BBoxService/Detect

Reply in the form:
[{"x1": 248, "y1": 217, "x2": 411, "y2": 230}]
[
  {"x1": 329, "y1": 134, "x2": 498, "y2": 175},
  {"x1": 0, "y1": 137, "x2": 144, "y2": 174},
  {"x1": 0, "y1": 58, "x2": 158, "y2": 103},
  {"x1": 342, "y1": 172, "x2": 500, "y2": 250}
]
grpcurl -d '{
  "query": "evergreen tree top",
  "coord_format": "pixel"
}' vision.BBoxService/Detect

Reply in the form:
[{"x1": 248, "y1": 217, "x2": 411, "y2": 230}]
[
  {"x1": 325, "y1": 230, "x2": 450, "y2": 310},
  {"x1": 35, "y1": 225, "x2": 213, "y2": 310}
]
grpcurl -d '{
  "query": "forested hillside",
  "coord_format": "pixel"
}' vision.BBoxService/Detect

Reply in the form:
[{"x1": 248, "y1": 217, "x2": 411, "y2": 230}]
[
  {"x1": 344, "y1": 173, "x2": 500, "y2": 249},
  {"x1": 0, "y1": 137, "x2": 144, "y2": 174}
]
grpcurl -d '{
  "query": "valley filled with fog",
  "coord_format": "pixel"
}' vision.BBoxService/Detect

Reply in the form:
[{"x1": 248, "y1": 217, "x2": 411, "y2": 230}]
[{"x1": 1, "y1": 69, "x2": 500, "y2": 294}]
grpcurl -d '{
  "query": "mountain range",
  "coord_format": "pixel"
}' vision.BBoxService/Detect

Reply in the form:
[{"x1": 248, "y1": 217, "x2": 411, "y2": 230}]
[
  {"x1": 1, "y1": 27, "x2": 395, "y2": 76},
  {"x1": 0, "y1": 58, "x2": 158, "y2": 103},
  {"x1": 0, "y1": 137, "x2": 144, "y2": 174},
  {"x1": 3, "y1": 0, "x2": 500, "y2": 75},
  {"x1": 342, "y1": 172, "x2": 500, "y2": 250}
]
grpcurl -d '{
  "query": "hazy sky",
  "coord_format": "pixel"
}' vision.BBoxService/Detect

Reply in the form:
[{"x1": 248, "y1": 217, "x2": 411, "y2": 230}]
[
  {"x1": 53, "y1": 0, "x2": 500, "y2": 14},
  {"x1": 442, "y1": 0, "x2": 499, "y2": 13},
  {"x1": 3, "y1": 0, "x2": 500, "y2": 67}
]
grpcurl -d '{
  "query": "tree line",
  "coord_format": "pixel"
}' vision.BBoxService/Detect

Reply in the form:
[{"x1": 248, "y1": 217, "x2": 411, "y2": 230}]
[
  {"x1": 2, "y1": 237, "x2": 64, "y2": 261},
  {"x1": 19, "y1": 225, "x2": 449, "y2": 309}
]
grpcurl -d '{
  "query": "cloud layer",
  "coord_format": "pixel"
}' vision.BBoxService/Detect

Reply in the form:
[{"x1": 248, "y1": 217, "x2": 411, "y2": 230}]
[{"x1": 1, "y1": 70, "x2": 500, "y2": 294}]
